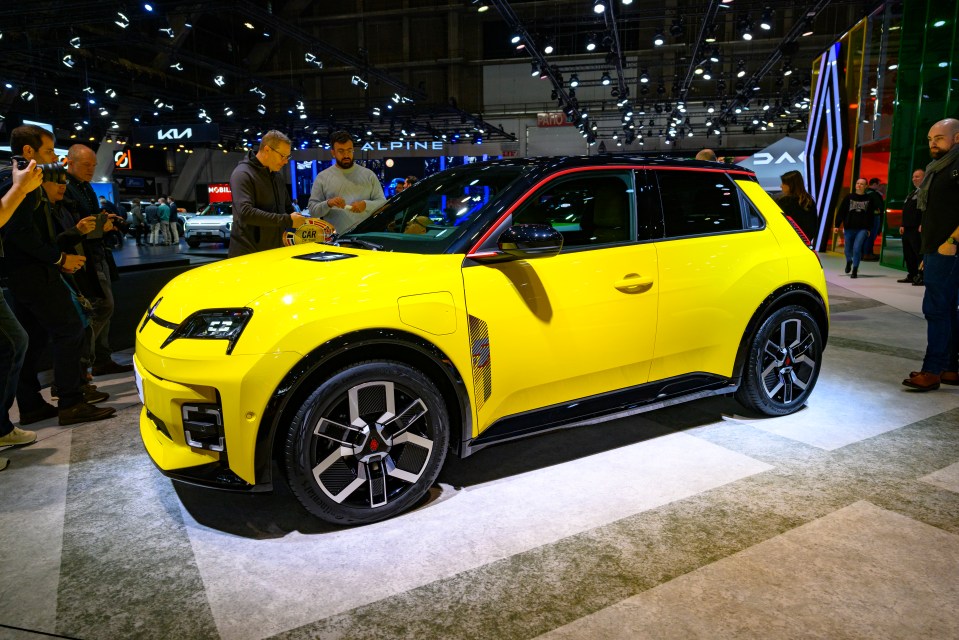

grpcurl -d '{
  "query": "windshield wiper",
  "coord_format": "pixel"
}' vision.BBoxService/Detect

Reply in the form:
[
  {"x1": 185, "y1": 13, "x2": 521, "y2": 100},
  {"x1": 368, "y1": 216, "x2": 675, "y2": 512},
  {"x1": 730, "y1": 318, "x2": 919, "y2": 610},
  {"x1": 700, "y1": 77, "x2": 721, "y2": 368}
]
[{"x1": 327, "y1": 235, "x2": 383, "y2": 251}]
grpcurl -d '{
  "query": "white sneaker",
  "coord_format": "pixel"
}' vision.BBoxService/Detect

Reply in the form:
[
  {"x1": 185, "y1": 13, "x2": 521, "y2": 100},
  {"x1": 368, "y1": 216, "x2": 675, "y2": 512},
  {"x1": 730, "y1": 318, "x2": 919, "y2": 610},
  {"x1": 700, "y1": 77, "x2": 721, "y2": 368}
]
[{"x1": 0, "y1": 427, "x2": 38, "y2": 447}]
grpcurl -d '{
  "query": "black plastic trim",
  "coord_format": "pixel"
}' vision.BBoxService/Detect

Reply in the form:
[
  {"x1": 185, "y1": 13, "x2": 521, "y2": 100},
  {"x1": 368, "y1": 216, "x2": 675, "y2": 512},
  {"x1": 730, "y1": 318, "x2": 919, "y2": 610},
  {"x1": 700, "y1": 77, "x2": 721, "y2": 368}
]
[{"x1": 463, "y1": 373, "x2": 735, "y2": 455}]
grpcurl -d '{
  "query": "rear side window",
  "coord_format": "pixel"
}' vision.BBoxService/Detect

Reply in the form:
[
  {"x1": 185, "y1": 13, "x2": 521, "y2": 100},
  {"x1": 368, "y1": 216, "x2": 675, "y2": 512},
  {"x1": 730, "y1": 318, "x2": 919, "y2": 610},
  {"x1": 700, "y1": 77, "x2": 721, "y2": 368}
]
[{"x1": 654, "y1": 170, "x2": 744, "y2": 238}]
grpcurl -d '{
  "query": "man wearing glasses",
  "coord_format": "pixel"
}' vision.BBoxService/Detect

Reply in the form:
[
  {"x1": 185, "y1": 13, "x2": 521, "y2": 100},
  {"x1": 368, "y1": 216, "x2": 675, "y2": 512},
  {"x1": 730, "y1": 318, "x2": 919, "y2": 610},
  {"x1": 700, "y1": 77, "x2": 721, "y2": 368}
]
[
  {"x1": 228, "y1": 130, "x2": 306, "y2": 257},
  {"x1": 307, "y1": 131, "x2": 386, "y2": 234}
]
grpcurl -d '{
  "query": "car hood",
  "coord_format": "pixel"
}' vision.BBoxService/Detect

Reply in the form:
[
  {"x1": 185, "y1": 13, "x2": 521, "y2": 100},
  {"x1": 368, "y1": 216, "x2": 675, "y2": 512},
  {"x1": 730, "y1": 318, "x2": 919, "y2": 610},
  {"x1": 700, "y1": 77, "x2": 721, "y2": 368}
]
[
  {"x1": 185, "y1": 215, "x2": 231, "y2": 225},
  {"x1": 148, "y1": 243, "x2": 462, "y2": 323}
]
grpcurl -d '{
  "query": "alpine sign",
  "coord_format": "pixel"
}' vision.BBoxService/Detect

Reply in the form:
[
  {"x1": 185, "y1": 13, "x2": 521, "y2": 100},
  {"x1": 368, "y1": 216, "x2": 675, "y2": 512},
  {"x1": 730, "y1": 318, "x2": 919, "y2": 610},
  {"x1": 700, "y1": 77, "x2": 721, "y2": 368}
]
[{"x1": 131, "y1": 123, "x2": 220, "y2": 145}]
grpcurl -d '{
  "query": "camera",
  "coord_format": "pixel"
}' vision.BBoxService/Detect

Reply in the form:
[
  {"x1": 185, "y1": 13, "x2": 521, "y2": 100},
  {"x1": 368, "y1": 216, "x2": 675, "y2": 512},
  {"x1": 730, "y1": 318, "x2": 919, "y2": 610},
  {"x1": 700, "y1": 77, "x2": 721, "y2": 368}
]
[{"x1": 12, "y1": 155, "x2": 67, "y2": 184}]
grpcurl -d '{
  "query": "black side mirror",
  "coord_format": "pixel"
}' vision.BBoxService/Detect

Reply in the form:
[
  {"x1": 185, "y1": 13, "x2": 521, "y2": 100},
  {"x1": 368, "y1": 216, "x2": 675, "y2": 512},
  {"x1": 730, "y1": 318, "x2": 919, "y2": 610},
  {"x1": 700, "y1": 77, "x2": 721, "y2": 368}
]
[{"x1": 498, "y1": 223, "x2": 564, "y2": 258}]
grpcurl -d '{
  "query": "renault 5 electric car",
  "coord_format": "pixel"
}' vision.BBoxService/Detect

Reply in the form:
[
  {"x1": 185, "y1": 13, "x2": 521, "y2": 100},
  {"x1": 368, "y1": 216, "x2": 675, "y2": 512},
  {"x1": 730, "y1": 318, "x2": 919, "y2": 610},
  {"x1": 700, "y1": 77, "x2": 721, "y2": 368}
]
[{"x1": 135, "y1": 156, "x2": 829, "y2": 525}]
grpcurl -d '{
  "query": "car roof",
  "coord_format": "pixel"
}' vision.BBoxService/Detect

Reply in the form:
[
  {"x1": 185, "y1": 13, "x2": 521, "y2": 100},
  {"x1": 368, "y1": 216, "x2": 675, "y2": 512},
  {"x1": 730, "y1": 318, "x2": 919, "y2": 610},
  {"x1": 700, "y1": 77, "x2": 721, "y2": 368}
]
[{"x1": 467, "y1": 155, "x2": 752, "y2": 174}]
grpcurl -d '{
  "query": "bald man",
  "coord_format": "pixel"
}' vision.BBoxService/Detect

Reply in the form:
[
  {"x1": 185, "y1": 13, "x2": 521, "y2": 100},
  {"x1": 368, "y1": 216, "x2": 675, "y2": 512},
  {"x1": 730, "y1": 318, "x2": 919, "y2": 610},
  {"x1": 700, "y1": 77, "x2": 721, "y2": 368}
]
[
  {"x1": 64, "y1": 144, "x2": 132, "y2": 378},
  {"x1": 903, "y1": 118, "x2": 959, "y2": 391},
  {"x1": 695, "y1": 148, "x2": 718, "y2": 162}
]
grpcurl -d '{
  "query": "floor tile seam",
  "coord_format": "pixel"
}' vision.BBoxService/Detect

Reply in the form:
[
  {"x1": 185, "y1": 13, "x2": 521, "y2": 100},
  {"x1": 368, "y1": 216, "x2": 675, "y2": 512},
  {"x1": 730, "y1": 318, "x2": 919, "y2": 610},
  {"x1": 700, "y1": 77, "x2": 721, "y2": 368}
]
[{"x1": 824, "y1": 336, "x2": 925, "y2": 362}]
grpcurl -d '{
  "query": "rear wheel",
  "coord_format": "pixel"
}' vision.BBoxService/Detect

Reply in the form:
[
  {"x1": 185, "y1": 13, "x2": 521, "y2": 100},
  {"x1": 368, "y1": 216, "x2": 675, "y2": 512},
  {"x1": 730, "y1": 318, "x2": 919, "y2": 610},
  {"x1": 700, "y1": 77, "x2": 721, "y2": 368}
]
[
  {"x1": 735, "y1": 305, "x2": 823, "y2": 416},
  {"x1": 284, "y1": 361, "x2": 449, "y2": 525}
]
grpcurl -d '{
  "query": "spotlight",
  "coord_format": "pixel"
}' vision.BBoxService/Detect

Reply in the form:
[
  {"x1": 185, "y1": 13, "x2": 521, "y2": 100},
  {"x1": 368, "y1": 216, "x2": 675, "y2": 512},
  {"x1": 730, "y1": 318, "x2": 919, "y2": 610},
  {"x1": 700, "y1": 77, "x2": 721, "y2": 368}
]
[
  {"x1": 741, "y1": 22, "x2": 753, "y2": 41},
  {"x1": 737, "y1": 60, "x2": 747, "y2": 78},
  {"x1": 115, "y1": 11, "x2": 130, "y2": 28},
  {"x1": 531, "y1": 62, "x2": 540, "y2": 77},
  {"x1": 244, "y1": 22, "x2": 255, "y2": 29},
  {"x1": 510, "y1": 34, "x2": 521, "y2": 44},
  {"x1": 372, "y1": 106, "x2": 381, "y2": 116},
  {"x1": 304, "y1": 53, "x2": 323, "y2": 68},
  {"x1": 640, "y1": 68, "x2": 649, "y2": 83},
  {"x1": 669, "y1": 18, "x2": 685, "y2": 37},
  {"x1": 586, "y1": 34, "x2": 597, "y2": 51},
  {"x1": 543, "y1": 39, "x2": 555, "y2": 55},
  {"x1": 474, "y1": 1, "x2": 489, "y2": 12},
  {"x1": 257, "y1": 104, "x2": 266, "y2": 115},
  {"x1": 223, "y1": 107, "x2": 233, "y2": 116},
  {"x1": 351, "y1": 75, "x2": 369, "y2": 89},
  {"x1": 760, "y1": 7, "x2": 773, "y2": 31},
  {"x1": 62, "y1": 54, "x2": 75, "y2": 68},
  {"x1": 20, "y1": 90, "x2": 33, "y2": 101},
  {"x1": 593, "y1": 0, "x2": 606, "y2": 14},
  {"x1": 653, "y1": 29, "x2": 665, "y2": 46},
  {"x1": 170, "y1": 62, "x2": 183, "y2": 71},
  {"x1": 105, "y1": 88, "x2": 117, "y2": 98},
  {"x1": 601, "y1": 71, "x2": 611, "y2": 86},
  {"x1": 570, "y1": 74, "x2": 580, "y2": 88},
  {"x1": 159, "y1": 27, "x2": 174, "y2": 37},
  {"x1": 70, "y1": 36, "x2": 81, "y2": 48},
  {"x1": 214, "y1": 75, "x2": 226, "y2": 87},
  {"x1": 99, "y1": 107, "x2": 109, "y2": 116}
]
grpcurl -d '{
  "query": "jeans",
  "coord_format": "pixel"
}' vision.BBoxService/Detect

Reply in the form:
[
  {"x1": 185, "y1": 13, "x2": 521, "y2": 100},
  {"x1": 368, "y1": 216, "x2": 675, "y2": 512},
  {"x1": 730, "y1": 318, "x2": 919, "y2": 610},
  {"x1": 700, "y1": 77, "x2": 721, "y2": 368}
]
[
  {"x1": 843, "y1": 229, "x2": 869, "y2": 269},
  {"x1": 863, "y1": 215, "x2": 881, "y2": 256},
  {"x1": 0, "y1": 291, "x2": 28, "y2": 437},
  {"x1": 90, "y1": 259, "x2": 115, "y2": 368},
  {"x1": 920, "y1": 252, "x2": 959, "y2": 374}
]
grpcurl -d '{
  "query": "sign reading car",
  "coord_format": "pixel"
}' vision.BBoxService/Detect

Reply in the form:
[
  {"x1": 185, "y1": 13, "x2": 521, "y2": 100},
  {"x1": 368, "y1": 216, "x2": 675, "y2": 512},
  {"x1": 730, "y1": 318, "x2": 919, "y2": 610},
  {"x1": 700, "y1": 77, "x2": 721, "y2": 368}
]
[{"x1": 131, "y1": 124, "x2": 220, "y2": 144}]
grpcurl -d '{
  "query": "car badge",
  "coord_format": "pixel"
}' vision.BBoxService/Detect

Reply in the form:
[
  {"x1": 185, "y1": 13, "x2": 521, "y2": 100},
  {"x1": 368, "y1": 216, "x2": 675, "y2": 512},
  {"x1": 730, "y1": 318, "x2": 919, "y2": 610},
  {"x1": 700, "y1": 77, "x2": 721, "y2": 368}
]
[{"x1": 284, "y1": 217, "x2": 335, "y2": 246}]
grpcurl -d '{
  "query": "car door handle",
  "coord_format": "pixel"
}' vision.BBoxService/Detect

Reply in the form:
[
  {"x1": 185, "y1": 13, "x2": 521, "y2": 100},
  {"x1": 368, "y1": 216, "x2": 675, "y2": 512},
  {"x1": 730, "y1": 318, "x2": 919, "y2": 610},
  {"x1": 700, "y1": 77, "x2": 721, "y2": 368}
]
[{"x1": 614, "y1": 273, "x2": 654, "y2": 293}]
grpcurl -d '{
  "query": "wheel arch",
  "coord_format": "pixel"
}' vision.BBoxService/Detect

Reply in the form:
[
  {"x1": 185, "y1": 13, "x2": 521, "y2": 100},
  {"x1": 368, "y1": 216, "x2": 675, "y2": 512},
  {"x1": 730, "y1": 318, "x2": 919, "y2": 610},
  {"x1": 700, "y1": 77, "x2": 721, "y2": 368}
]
[
  {"x1": 254, "y1": 329, "x2": 472, "y2": 487},
  {"x1": 732, "y1": 284, "x2": 829, "y2": 383}
]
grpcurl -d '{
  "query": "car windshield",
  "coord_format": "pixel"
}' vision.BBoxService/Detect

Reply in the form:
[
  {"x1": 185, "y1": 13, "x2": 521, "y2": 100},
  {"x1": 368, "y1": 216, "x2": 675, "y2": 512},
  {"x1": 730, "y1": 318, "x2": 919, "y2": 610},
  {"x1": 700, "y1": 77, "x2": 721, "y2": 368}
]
[
  {"x1": 197, "y1": 203, "x2": 232, "y2": 216},
  {"x1": 337, "y1": 164, "x2": 529, "y2": 253}
]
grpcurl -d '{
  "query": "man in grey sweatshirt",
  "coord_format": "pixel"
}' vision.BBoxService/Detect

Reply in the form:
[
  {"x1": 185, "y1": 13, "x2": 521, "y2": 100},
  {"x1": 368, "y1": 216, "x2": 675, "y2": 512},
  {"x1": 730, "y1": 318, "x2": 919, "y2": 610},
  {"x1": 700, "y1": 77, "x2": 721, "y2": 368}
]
[
  {"x1": 307, "y1": 131, "x2": 386, "y2": 233},
  {"x1": 228, "y1": 130, "x2": 306, "y2": 258}
]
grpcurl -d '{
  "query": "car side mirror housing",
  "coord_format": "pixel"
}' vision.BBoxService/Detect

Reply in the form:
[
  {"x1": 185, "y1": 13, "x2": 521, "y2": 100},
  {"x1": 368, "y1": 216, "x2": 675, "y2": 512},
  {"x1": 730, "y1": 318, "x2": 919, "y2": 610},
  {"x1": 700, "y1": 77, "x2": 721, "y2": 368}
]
[{"x1": 497, "y1": 224, "x2": 563, "y2": 259}]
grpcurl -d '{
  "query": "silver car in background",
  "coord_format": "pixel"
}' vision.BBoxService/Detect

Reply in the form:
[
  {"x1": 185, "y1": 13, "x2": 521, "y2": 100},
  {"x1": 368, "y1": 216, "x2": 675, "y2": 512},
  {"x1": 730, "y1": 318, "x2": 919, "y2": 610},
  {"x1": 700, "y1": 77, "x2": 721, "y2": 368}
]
[{"x1": 183, "y1": 202, "x2": 232, "y2": 248}]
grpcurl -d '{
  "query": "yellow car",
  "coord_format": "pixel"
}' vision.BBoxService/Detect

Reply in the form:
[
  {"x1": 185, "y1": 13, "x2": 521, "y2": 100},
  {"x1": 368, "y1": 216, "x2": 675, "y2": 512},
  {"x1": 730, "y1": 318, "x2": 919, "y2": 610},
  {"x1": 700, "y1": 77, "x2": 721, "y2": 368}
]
[{"x1": 135, "y1": 157, "x2": 828, "y2": 524}]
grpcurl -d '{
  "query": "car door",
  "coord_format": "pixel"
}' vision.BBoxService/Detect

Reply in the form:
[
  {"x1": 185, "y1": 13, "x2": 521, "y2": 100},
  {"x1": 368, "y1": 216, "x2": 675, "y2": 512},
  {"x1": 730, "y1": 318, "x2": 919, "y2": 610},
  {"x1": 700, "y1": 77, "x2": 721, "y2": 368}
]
[
  {"x1": 461, "y1": 169, "x2": 659, "y2": 431},
  {"x1": 647, "y1": 168, "x2": 789, "y2": 382}
]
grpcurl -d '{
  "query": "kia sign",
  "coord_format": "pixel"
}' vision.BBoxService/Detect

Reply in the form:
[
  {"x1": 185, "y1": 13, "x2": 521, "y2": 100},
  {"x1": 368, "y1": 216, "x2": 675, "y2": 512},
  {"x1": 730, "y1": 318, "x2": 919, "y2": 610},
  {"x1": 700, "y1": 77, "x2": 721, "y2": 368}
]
[
  {"x1": 131, "y1": 124, "x2": 220, "y2": 144},
  {"x1": 207, "y1": 183, "x2": 232, "y2": 203}
]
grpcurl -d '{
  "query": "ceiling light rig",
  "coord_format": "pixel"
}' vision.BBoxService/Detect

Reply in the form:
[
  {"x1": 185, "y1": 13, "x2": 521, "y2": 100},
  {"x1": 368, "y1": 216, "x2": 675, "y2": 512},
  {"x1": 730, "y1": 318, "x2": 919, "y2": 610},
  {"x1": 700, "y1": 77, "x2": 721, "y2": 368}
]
[{"x1": 115, "y1": 12, "x2": 130, "y2": 29}]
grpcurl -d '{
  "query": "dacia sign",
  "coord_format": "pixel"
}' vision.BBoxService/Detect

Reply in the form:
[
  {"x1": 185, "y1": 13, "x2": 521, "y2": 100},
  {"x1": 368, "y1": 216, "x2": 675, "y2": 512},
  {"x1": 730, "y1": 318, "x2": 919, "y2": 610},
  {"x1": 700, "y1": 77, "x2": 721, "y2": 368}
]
[
  {"x1": 736, "y1": 137, "x2": 807, "y2": 192},
  {"x1": 131, "y1": 124, "x2": 220, "y2": 145}
]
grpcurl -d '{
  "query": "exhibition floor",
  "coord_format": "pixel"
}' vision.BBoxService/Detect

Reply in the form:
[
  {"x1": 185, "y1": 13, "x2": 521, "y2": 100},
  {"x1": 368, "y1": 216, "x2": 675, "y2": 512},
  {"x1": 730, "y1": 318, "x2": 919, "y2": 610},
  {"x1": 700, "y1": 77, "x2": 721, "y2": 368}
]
[{"x1": 1, "y1": 254, "x2": 958, "y2": 640}]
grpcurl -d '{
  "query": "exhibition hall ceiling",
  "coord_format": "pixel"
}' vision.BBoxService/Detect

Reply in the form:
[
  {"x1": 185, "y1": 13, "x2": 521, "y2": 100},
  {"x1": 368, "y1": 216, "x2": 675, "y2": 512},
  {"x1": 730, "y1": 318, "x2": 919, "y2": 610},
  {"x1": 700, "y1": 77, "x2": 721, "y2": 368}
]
[{"x1": 0, "y1": 0, "x2": 881, "y2": 149}]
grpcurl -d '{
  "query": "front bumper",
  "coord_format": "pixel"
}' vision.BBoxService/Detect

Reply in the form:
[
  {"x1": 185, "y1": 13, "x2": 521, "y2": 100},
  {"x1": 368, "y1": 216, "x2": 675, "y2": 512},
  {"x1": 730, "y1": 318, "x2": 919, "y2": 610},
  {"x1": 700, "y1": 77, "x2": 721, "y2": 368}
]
[{"x1": 135, "y1": 348, "x2": 302, "y2": 487}]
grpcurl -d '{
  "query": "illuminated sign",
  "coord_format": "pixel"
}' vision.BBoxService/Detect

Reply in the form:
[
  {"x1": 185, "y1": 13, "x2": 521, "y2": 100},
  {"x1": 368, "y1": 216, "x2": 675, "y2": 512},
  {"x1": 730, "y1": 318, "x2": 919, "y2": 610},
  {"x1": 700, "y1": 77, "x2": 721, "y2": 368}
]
[
  {"x1": 132, "y1": 123, "x2": 220, "y2": 144},
  {"x1": 207, "y1": 183, "x2": 232, "y2": 202},
  {"x1": 114, "y1": 149, "x2": 132, "y2": 170},
  {"x1": 359, "y1": 141, "x2": 445, "y2": 152},
  {"x1": 537, "y1": 112, "x2": 572, "y2": 127}
]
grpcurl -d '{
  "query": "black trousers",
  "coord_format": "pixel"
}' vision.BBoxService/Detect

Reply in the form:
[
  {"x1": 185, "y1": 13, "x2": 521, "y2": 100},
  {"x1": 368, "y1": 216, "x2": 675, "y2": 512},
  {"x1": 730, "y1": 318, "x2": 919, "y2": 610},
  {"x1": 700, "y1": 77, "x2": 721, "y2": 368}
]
[
  {"x1": 902, "y1": 226, "x2": 921, "y2": 278},
  {"x1": 8, "y1": 276, "x2": 85, "y2": 411}
]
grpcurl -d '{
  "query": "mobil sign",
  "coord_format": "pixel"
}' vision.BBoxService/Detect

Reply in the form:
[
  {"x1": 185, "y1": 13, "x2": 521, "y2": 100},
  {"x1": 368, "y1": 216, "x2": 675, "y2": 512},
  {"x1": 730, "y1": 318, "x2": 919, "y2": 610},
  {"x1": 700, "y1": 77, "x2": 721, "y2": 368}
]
[{"x1": 208, "y1": 183, "x2": 232, "y2": 203}]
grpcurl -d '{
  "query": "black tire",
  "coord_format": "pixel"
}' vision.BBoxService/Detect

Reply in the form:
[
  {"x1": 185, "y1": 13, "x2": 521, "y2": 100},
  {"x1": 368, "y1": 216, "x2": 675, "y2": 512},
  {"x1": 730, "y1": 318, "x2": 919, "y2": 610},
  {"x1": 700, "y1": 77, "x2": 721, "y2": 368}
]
[
  {"x1": 222, "y1": 239, "x2": 230, "y2": 249},
  {"x1": 284, "y1": 361, "x2": 450, "y2": 525},
  {"x1": 186, "y1": 239, "x2": 201, "y2": 248},
  {"x1": 735, "y1": 305, "x2": 823, "y2": 416}
]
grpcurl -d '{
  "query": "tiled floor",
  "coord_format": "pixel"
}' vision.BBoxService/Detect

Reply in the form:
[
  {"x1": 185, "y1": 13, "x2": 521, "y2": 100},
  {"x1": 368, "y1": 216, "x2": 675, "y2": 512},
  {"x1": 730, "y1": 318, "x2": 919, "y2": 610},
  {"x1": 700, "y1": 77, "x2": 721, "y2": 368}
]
[{"x1": 1, "y1": 253, "x2": 957, "y2": 640}]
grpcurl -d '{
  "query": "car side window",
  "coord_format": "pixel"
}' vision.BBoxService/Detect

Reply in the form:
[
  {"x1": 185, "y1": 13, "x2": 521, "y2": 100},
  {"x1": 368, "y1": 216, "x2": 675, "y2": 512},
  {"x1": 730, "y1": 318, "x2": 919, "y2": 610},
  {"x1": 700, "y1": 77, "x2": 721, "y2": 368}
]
[
  {"x1": 654, "y1": 170, "x2": 744, "y2": 238},
  {"x1": 512, "y1": 173, "x2": 633, "y2": 248}
]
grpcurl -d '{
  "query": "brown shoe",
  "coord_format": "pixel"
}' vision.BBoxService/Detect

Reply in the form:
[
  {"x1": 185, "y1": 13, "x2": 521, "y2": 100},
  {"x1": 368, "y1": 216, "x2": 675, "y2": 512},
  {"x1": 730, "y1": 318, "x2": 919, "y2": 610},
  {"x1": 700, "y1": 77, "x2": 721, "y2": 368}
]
[
  {"x1": 942, "y1": 371, "x2": 959, "y2": 385},
  {"x1": 58, "y1": 403, "x2": 117, "y2": 426},
  {"x1": 903, "y1": 372, "x2": 940, "y2": 391}
]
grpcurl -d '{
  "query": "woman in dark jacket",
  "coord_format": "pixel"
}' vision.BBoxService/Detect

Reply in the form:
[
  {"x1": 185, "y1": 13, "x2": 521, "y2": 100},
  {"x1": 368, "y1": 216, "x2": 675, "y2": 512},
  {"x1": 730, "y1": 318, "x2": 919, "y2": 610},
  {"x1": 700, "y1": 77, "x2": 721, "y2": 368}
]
[
  {"x1": 835, "y1": 178, "x2": 879, "y2": 278},
  {"x1": 777, "y1": 170, "x2": 818, "y2": 245}
]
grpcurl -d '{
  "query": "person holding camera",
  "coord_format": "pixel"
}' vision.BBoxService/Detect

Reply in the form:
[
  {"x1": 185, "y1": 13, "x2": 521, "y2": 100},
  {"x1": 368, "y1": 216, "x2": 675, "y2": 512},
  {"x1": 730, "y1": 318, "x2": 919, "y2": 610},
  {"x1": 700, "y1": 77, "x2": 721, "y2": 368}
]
[
  {"x1": 64, "y1": 144, "x2": 131, "y2": 377},
  {"x1": 0, "y1": 142, "x2": 47, "y2": 459},
  {"x1": 1, "y1": 125, "x2": 115, "y2": 427}
]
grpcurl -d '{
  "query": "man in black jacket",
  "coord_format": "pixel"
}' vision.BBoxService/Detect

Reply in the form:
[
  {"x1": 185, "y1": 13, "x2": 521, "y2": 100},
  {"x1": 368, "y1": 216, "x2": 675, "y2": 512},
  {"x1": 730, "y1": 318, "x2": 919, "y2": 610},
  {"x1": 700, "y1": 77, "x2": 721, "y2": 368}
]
[
  {"x1": 64, "y1": 144, "x2": 132, "y2": 377},
  {"x1": 2, "y1": 126, "x2": 115, "y2": 425},
  {"x1": 898, "y1": 168, "x2": 925, "y2": 284},
  {"x1": 228, "y1": 130, "x2": 306, "y2": 258}
]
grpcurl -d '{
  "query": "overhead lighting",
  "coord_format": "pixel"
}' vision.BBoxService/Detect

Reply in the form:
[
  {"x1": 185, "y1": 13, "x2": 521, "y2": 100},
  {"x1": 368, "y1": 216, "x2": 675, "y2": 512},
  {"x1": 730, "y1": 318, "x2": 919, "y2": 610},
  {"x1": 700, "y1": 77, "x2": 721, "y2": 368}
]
[
  {"x1": 244, "y1": 22, "x2": 255, "y2": 29},
  {"x1": 351, "y1": 75, "x2": 368, "y2": 89},
  {"x1": 214, "y1": 75, "x2": 226, "y2": 87},
  {"x1": 224, "y1": 107, "x2": 233, "y2": 116},
  {"x1": 640, "y1": 68, "x2": 649, "y2": 83},
  {"x1": 670, "y1": 18, "x2": 685, "y2": 37},
  {"x1": 83, "y1": 85, "x2": 95, "y2": 94},
  {"x1": 105, "y1": 88, "x2": 117, "y2": 98},
  {"x1": 510, "y1": 34, "x2": 521, "y2": 44},
  {"x1": 586, "y1": 34, "x2": 597, "y2": 51},
  {"x1": 622, "y1": 0, "x2": 633, "y2": 4},
  {"x1": 601, "y1": 71, "x2": 611, "y2": 85},
  {"x1": 304, "y1": 53, "x2": 323, "y2": 68},
  {"x1": 70, "y1": 36, "x2": 81, "y2": 48},
  {"x1": 474, "y1": 1, "x2": 489, "y2": 12},
  {"x1": 933, "y1": 20, "x2": 946, "y2": 27},
  {"x1": 593, "y1": 0, "x2": 606, "y2": 14},
  {"x1": 530, "y1": 62, "x2": 540, "y2": 77},
  {"x1": 653, "y1": 29, "x2": 665, "y2": 46},
  {"x1": 170, "y1": 62, "x2": 183, "y2": 71},
  {"x1": 372, "y1": 106, "x2": 381, "y2": 116},
  {"x1": 20, "y1": 90, "x2": 33, "y2": 101},
  {"x1": 741, "y1": 23, "x2": 753, "y2": 41},
  {"x1": 115, "y1": 11, "x2": 130, "y2": 28},
  {"x1": 760, "y1": 8, "x2": 773, "y2": 31},
  {"x1": 144, "y1": 3, "x2": 154, "y2": 11},
  {"x1": 62, "y1": 54, "x2": 75, "y2": 68},
  {"x1": 99, "y1": 107, "x2": 109, "y2": 116},
  {"x1": 737, "y1": 60, "x2": 747, "y2": 78},
  {"x1": 543, "y1": 39, "x2": 555, "y2": 55},
  {"x1": 570, "y1": 74, "x2": 580, "y2": 88},
  {"x1": 160, "y1": 27, "x2": 174, "y2": 37}
]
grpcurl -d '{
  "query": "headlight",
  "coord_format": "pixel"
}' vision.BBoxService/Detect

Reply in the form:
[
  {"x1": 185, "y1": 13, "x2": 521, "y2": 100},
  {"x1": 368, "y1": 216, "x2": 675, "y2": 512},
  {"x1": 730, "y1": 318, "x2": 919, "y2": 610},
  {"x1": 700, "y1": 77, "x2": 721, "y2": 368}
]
[
  {"x1": 226, "y1": 221, "x2": 232, "y2": 230},
  {"x1": 161, "y1": 308, "x2": 253, "y2": 354}
]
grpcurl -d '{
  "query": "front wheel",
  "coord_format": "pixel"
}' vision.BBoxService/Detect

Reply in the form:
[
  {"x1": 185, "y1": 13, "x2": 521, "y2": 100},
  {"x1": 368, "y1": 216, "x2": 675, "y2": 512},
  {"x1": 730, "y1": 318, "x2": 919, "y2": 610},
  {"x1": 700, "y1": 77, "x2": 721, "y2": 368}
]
[
  {"x1": 284, "y1": 361, "x2": 450, "y2": 525},
  {"x1": 735, "y1": 305, "x2": 823, "y2": 416},
  {"x1": 186, "y1": 238, "x2": 201, "y2": 248}
]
